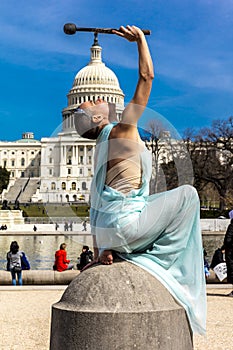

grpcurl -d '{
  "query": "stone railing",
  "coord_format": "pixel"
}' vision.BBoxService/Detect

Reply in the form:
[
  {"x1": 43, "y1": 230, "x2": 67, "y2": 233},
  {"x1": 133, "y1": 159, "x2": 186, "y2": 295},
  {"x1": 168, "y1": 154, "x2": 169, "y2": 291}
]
[{"x1": 0, "y1": 269, "x2": 79, "y2": 285}]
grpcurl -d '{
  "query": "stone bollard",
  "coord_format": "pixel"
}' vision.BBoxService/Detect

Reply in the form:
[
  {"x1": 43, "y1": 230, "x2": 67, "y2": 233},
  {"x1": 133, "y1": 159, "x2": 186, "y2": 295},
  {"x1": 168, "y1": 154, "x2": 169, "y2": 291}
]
[{"x1": 50, "y1": 260, "x2": 193, "y2": 350}]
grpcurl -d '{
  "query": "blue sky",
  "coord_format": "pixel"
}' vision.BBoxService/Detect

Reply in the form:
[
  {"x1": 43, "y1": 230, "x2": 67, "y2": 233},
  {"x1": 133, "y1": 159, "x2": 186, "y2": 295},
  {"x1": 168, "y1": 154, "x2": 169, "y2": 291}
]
[{"x1": 0, "y1": 0, "x2": 232, "y2": 141}]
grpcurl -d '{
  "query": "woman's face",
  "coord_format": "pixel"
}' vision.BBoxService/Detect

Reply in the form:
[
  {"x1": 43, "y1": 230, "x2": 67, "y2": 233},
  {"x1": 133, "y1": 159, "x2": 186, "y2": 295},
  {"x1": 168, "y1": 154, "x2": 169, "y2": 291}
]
[{"x1": 79, "y1": 99, "x2": 109, "y2": 118}]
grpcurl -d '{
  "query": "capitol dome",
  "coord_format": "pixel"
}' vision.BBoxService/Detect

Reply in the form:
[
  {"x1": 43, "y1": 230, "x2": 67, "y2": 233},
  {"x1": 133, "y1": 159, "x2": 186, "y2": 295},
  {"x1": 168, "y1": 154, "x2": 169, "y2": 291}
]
[{"x1": 62, "y1": 34, "x2": 125, "y2": 134}]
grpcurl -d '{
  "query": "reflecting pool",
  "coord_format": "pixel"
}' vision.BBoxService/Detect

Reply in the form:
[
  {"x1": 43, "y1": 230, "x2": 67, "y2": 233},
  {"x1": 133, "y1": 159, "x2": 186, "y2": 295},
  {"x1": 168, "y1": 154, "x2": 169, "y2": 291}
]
[
  {"x1": 0, "y1": 233, "x2": 224, "y2": 270},
  {"x1": 0, "y1": 234, "x2": 93, "y2": 270}
]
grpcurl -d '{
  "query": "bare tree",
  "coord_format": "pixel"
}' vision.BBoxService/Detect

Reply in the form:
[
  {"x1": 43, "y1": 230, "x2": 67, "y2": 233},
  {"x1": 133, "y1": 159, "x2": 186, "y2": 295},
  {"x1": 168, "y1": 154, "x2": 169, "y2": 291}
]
[
  {"x1": 144, "y1": 120, "x2": 193, "y2": 194},
  {"x1": 183, "y1": 116, "x2": 233, "y2": 211}
]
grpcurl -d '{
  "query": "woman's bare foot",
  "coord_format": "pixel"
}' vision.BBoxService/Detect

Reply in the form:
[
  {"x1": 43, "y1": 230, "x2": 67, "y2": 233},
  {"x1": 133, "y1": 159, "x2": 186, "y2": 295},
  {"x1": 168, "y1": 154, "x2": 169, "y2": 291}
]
[{"x1": 99, "y1": 250, "x2": 113, "y2": 265}]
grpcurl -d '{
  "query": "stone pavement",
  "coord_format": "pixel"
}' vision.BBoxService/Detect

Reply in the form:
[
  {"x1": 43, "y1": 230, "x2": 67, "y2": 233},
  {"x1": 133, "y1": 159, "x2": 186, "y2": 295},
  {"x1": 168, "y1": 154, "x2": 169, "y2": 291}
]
[{"x1": 0, "y1": 285, "x2": 232, "y2": 350}]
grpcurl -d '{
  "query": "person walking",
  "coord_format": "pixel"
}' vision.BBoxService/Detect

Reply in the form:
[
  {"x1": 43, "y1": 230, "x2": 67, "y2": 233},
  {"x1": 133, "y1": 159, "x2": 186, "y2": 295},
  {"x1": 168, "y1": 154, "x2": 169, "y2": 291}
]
[
  {"x1": 6, "y1": 241, "x2": 24, "y2": 286},
  {"x1": 82, "y1": 220, "x2": 87, "y2": 231}
]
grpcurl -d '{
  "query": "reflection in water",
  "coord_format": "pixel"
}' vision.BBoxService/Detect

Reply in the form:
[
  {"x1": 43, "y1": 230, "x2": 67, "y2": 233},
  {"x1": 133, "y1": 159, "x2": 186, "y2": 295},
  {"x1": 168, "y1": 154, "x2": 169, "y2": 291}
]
[
  {"x1": 0, "y1": 233, "x2": 224, "y2": 270},
  {"x1": 0, "y1": 235, "x2": 93, "y2": 270}
]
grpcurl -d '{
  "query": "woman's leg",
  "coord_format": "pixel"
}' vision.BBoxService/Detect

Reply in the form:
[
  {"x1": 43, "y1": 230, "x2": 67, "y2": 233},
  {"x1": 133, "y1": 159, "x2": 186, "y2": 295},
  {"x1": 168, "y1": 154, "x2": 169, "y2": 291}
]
[
  {"x1": 11, "y1": 270, "x2": 16, "y2": 286},
  {"x1": 17, "y1": 271, "x2": 23, "y2": 286},
  {"x1": 67, "y1": 263, "x2": 74, "y2": 270},
  {"x1": 132, "y1": 185, "x2": 201, "y2": 258}
]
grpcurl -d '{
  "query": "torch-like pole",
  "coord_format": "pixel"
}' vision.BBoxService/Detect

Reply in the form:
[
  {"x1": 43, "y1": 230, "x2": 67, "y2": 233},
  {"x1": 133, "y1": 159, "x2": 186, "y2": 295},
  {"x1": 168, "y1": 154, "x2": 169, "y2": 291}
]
[{"x1": 64, "y1": 23, "x2": 151, "y2": 36}]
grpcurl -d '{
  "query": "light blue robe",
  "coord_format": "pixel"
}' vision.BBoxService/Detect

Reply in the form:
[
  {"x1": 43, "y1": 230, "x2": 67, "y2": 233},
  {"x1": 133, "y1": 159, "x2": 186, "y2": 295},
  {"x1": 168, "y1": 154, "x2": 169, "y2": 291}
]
[{"x1": 90, "y1": 123, "x2": 206, "y2": 335}]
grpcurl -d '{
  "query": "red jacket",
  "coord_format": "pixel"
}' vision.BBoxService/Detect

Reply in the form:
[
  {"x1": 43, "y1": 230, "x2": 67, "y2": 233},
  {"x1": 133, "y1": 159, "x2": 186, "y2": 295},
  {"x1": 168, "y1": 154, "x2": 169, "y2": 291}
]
[{"x1": 54, "y1": 249, "x2": 70, "y2": 272}]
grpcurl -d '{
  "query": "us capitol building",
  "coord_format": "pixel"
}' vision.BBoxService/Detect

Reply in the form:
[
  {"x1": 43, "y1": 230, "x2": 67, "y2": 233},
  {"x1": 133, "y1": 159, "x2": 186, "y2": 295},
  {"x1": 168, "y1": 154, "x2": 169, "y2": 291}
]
[{"x1": 0, "y1": 35, "x2": 124, "y2": 204}]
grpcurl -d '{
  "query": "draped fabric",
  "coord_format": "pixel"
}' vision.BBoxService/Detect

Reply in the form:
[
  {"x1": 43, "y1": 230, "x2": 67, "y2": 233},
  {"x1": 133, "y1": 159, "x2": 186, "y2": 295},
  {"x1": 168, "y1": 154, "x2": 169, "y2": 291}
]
[{"x1": 90, "y1": 123, "x2": 206, "y2": 335}]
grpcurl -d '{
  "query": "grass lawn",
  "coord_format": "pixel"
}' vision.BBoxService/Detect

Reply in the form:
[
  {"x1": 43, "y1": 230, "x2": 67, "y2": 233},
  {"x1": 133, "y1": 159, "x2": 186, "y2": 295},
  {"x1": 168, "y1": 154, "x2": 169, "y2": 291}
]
[{"x1": 10, "y1": 203, "x2": 90, "y2": 218}]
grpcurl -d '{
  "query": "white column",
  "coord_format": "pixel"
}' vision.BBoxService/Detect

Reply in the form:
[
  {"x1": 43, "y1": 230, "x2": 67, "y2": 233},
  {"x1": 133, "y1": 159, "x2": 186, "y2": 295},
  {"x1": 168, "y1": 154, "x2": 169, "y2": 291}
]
[{"x1": 84, "y1": 146, "x2": 87, "y2": 165}]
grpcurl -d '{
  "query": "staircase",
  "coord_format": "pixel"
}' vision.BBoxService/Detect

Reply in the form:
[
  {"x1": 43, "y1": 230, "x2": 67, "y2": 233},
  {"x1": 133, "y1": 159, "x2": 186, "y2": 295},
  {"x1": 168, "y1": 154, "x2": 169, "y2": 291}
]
[
  {"x1": 4, "y1": 178, "x2": 28, "y2": 203},
  {"x1": 18, "y1": 178, "x2": 40, "y2": 203},
  {"x1": 4, "y1": 178, "x2": 40, "y2": 203}
]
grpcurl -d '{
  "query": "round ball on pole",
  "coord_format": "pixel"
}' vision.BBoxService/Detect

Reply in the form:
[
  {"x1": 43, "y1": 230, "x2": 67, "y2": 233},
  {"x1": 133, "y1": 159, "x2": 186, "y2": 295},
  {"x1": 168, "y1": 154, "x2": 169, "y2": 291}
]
[{"x1": 63, "y1": 23, "x2": 77, "y2": 35}]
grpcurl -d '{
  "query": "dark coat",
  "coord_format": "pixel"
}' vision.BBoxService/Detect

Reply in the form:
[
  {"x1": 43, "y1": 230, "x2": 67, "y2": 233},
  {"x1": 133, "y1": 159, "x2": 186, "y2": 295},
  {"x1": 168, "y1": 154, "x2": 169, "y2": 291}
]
[
  {"x1": 210, "y1": 248, "x2": 225, "y2": 269},
  {"x1": 77, "y1": 250, "x2": 93, "y2": 270},
  {"x1": 224, "y1": 219, "x2": 233, "y2": 283}
]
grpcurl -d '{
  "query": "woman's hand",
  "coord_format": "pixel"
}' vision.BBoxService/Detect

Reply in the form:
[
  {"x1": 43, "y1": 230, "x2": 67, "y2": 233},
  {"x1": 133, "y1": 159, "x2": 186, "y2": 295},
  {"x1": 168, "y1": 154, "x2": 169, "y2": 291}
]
[{"x1": 112, "y1": 25, "x2": 144, "y2": 42}]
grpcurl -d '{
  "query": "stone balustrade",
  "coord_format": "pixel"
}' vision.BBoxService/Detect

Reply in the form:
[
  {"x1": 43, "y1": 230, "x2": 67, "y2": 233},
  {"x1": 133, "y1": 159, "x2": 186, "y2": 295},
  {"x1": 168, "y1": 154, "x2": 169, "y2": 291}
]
[{"x1": 0, "y1": 269, "x2": 79, "y2": 285}]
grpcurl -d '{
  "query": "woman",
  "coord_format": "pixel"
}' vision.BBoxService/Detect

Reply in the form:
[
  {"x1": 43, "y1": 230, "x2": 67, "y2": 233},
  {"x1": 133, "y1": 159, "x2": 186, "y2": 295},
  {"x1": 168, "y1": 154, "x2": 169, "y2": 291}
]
[
  {"x1": 54, "y1": 243, "x2": 74, "y2": 272},
  {"x1": 74, "y1": 25, "x2": 206, "y2": 335},
  {"x1": 7, "y1": 241, "x2": 23, "y2": 286}
]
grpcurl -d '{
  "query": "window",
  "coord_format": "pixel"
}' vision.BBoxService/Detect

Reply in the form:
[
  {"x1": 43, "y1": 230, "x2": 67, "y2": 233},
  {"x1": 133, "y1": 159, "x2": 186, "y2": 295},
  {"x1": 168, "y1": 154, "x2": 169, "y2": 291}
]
[
  {"x1": 49, "y1": 157, "x2": 52, "y2": 164},
  {"x1": 71, "y1": 182, "x2": 76, "y2": 190},
  {"x1": 79, "y1": 168, "x2": 83, "y2": 175},
  {"x1": 51, "y1": 182, "x2": 56, "y2": 190},
  {"x1": 21, "y1": 158, "x2": 25, "y2": 166},
  {"x1": 31, "y1": 151, "x2": 34, "y2": 155},
  {"x1": 11, "y1": 160, "x2": 15, "y2": 166},
  {"x1": 68, "y1": 168, "x2": 71, "y2": 175},
  {"x1": 62, "y1": 182, "x2": 66, "y2": 190},
  {"x1": 79, "y1": 156, "x2": 83, "y2": 164},
  {"x1": 49, "y1": 169, "x2": 53, "y2": 175},
  {"x1": 88, "y1": 156, "x2": 92, "y2": 164},
  {"x1": 11, "y1": 171, "x2": 14, "y2": 177},
  {"x1": 31, "y1": 159, "x2": 35, "y2": 166},
  {"x1": 3, "y1": 160, "x2": 7, "y2": 167},
  {"x1": 82, "y1": 182, "x2": 87, "y2": 190},
  {"x1": 21, "y1": 171, "x2": 25, "y2": 178}
]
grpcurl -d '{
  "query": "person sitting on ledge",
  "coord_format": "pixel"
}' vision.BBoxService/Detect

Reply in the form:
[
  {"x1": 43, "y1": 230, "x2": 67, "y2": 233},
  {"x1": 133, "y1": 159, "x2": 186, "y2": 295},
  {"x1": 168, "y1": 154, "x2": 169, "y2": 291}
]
[
  {"x1": 224, "y1": 210, "x2": 233, "y2": 296},
  {"x1": 77, "y1": 245, "x2": 94, "y2": 271},
  {"x1": 53, "y1": 243, "x2": 74, "y2": 272},
  {"x1": 210, "y1": 245, "x2": 225, "y2": 270},
  {"x1": 74, "y1": 25, "x2": 206, "y2": 335}
]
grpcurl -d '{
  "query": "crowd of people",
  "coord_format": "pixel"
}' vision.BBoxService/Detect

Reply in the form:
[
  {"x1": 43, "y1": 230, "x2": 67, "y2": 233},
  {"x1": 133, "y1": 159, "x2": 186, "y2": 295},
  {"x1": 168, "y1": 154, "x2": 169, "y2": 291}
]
[{"x1": 6, "y1": 240, "x2": 93, "y2": 286}]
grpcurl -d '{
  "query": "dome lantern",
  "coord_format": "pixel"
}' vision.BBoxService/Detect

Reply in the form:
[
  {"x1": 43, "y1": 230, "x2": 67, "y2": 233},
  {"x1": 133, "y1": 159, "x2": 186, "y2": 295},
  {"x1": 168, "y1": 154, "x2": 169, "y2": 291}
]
[{"x1": 89, "y1": 33, "x2": 102, "y2": 64}]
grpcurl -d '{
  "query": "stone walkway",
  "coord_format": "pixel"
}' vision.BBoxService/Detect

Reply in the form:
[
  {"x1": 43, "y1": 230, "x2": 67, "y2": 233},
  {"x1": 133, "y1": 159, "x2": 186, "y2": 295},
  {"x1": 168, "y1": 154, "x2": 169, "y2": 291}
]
[{"x1": 0, "y1": 285, "x2": 232, "y2": 349}]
